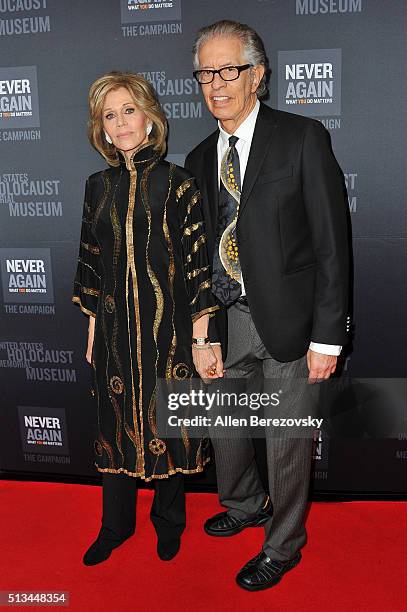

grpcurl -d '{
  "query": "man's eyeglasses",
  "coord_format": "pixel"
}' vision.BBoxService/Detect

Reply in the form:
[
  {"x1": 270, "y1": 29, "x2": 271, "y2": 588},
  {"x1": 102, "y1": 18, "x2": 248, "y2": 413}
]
[{"x1": 193, "y1": 64, "x2": 253, "y2": 84}]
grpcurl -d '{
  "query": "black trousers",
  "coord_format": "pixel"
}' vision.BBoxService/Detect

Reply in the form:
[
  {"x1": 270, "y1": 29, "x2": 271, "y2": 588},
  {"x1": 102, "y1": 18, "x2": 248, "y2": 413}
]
[{"x1": 99, "y1": 472, "x2": 186, "y2": 546}]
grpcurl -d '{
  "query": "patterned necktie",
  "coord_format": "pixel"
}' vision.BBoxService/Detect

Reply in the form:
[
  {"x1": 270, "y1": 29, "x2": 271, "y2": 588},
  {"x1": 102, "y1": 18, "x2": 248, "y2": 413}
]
[{"x1": 211, "y1": 135, "x2": 242, "y2": 306}]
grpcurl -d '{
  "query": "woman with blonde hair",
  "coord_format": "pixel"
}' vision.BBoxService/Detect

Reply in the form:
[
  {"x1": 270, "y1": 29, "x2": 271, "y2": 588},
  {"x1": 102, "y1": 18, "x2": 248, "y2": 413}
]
[{"x1": 72, "y1": 71, "x2": 220, "y2": 565}]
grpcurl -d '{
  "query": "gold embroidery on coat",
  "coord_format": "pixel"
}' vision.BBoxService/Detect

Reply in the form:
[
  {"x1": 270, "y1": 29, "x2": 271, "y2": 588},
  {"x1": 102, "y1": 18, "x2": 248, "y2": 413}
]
[
  {"x1": 71, "y1": 295, "x2": 96, "y2": 318},
  {"x1": 99, "y1": 433, "x2": 116, "y2": 470},
  {"x1": 189, "y1": 280, "x2": 211, "y2": 306},
  {"x1": 191, "y1": 304, "x2": 219, "y2": 323},
  {"x1": 182, "y1": 191, "x2": 200, "y2": 226},
  {"x1": 186, "y1": 265, "x2": 209, "y2": 280},
  {"x1": 78, "y1": 285, "x2": 100, "y2": 296},
  {"x1": 109, "y1": 391, "x2": 124, "y2": 464},
  {"x1": 176, "y1": 178, "x2": 194, "y2": 201},
  {"x1": 182, "y1": 221, "x2": 203, "y2": 237},
  {"x1": 78, "y1": 258, "x2": 101, "y2": 279},
  {"x1": 110, "y1": 196, "x2": 129, "y2": 466},
  {"x1": 93, "y1": 172, "x2": 110, "y2": 232},
  {"x1": 148, "y1": 438, "x2": 167, "y2": 455},
  {"x1": 141, "y1": 161, "x2": 163, "y2": 440},
  {"x1": 185, "y1": 234, "x2": 207, "y2": 263},
  {"x1": 163, "y1": 165, "x2": 177, "y2": 380},
  {"x1": 90, "y1": 173, "x2": 125, "y2": 466},
  {"x1": 94, "y1": 439, "x2": 103, "y2": 456},
  {"x1": 172, "y1": 363, "x2": 191, "y2": 379},
  {"x1": 94, "y1": 458, "x2": 211, "y2": 481},
  {"x1": 125, "y1": 165, "x2": 145, "y2": 474},
  {"x1": 80, "y1": 241, "x2": 100, "y2": 255},
  {"x1": 104, "y1": 294, "x2": 115, "y2": 312},
  {"x1": 181, "y1": 423, "x2": 190, "y2": 467},
  {"x1": 110, "y1": 375, "x2": 124, "y2": 394}
]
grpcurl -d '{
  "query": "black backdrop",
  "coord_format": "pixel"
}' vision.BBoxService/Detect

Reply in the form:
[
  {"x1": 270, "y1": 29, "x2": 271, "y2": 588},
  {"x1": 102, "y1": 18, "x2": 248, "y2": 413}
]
[{"x1": 0, "y1": 0, "x2": 406, "y2": 496}]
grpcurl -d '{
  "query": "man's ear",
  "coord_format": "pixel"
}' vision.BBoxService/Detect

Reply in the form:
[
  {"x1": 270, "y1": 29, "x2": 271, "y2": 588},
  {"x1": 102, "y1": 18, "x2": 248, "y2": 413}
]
[{"x1": 250, "y1": 65, "x2": 265, "y2": 93}]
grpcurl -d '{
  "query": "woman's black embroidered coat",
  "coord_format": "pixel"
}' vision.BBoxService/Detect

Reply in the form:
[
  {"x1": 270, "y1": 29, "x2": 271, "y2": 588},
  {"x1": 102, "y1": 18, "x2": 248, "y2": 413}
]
[{"x1": 72, "y1": 144, "x2": 218, "y2": 480}]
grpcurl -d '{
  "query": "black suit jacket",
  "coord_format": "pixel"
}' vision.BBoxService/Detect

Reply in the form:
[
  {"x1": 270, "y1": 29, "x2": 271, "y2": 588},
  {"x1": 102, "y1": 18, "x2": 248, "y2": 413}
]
[{"x1": 185, "y1": 103, "x2": 350, "y2": 362}]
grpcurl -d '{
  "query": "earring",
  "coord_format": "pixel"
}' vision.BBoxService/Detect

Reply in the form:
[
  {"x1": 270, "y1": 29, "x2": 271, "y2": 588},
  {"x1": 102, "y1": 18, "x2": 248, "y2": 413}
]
[
  {"x1": 104, "y1": 131, "x2": 113, "y2": 144},
  {"x1": 146, "y1": 123, "x2": 153, "y2": 136}
]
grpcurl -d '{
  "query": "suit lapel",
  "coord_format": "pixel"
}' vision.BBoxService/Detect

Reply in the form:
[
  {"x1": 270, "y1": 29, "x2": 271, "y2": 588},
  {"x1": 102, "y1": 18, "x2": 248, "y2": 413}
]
[
  {"x1": 203, "y1": 132, "x2": 219, "y2": 234},
  {"x1": 238, "y1": 104, "x2": 278, "y2": 218}
]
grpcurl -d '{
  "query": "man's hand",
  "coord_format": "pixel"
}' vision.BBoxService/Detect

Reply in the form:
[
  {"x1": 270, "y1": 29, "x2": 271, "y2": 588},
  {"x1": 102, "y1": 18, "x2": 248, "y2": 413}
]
[
  {"x1": 211, "y1": 344, "x2": 224, "y2": 378},
  {"x1": 192, "y1": 344, "x2": 224, "y2": 382},
  {"x1": 306, "y1": 349, "x2": 337, "y2": 383}
]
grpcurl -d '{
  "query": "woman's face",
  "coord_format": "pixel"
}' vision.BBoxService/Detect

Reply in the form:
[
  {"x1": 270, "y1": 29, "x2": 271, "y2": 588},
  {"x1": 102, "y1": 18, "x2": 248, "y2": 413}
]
[{"x1": 102, "y1": 86, "x2": 150, "y2": 160}]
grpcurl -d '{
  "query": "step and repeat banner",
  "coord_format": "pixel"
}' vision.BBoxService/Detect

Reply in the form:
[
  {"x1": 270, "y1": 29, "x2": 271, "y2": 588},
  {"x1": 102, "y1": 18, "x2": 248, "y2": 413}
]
[{"x1": 0, "y1": 0, "x2": 406, "y2": 495}]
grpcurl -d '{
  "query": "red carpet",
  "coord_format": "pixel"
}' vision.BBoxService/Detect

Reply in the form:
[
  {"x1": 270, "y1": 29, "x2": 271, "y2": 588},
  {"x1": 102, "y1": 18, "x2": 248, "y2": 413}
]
[{"x1": 0, "y1": 481, "x2": 406, "y2": 611}]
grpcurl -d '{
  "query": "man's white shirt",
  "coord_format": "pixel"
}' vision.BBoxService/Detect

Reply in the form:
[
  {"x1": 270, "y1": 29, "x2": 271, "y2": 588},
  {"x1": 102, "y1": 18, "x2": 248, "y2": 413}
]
[{"x1": 216, "y1": 99, "x2": 341, "y2": 356}]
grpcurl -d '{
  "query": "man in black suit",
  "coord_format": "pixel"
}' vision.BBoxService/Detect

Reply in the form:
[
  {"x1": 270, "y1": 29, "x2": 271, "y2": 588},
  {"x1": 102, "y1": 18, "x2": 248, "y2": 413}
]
[{"x1": 185, "y1": 20, "x2": 350, "y2": 591}]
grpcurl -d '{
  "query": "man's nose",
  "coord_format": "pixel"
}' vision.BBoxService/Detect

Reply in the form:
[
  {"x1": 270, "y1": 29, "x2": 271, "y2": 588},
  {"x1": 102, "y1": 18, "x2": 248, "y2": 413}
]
[{"x1": 211, "y1": 73, "x2": 226, "y2": 90}]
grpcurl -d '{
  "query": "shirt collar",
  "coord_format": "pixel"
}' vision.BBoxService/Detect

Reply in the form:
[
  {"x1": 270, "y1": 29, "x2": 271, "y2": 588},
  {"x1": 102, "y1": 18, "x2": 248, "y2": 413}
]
[{"x1": 218, "y1": 98, "x2": 260, "y2": 147}]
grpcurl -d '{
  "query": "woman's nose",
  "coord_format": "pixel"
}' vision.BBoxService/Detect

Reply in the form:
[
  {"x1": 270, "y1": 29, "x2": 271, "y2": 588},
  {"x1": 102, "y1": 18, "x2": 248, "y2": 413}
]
[{"x1": 116, "y1": 113, "x2": 127, "y2": 127}]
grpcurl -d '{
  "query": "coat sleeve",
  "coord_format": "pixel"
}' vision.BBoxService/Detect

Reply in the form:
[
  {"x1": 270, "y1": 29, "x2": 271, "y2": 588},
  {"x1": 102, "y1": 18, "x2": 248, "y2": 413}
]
[
  {"x1": 176, "y1": 175, "x2": 219, "y2": 323},
  {"x1": 72, "y1": 178, "x2": 101, "y2": 318},
  {"x1": 302, "y1": 120, "x2": 350, "y2": 345}
]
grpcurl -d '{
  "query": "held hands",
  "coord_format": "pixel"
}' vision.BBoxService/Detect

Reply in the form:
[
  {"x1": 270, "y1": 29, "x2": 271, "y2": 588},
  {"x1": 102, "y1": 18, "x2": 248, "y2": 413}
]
[
  {"x1": 192, "y1": 343, "x2": 224, "y2": 382},
  {"x1": 307, "y1": 349, "x2": 337, "y2": 383}
]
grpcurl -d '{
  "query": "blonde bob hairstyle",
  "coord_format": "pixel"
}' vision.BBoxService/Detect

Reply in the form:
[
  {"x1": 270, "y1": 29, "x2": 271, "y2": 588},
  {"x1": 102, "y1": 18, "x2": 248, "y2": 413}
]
[{"x1": 88, "y1": 71, "x2": 167, "y2": 166}]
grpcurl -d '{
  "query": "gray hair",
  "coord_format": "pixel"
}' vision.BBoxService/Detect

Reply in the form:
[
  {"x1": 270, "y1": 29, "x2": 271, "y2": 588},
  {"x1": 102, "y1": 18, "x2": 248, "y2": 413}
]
[{"x1": 192, "y1": 20, "x2": 269, "y2": 99}]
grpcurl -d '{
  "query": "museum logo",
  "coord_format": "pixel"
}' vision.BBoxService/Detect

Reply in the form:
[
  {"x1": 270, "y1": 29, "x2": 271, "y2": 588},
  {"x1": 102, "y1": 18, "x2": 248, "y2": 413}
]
[
  {"x1": 0, "y1": 66, "x2": 40, "y2": 128},
  {"x1": 18, "y1": 405, "x2": 69, "y2": 455},
  {"x1": 0, "y1": 340, "x2": 76, "y2": 382},
  {"x1": 121, "y1": 0, "x2": 182, "y2": 37},
  {"x1": 0, "y1": 172, "x2": 62, "y2": 217},
  {"x1": 0, "y1": 0, "x2": 51, "y2": 37},
  {"x1": 278, "y1": 49, "x2": 341, "y2": 117},
  {"x1": 296, "y1": 0, "x2": 362, "y2": 15},
  {"x1": 140, "y1": 69, "x2": 202, "y2": 120},
  {"x1": 0, "y1": 247, "x2": 54, "y2": 304}
]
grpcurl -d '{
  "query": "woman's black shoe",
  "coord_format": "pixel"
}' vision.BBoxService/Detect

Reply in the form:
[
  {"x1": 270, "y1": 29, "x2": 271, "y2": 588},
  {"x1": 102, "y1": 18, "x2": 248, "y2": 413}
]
[
  {"x1": 83, "y1": 539, "x2": 115, "y2": 566},
  {"x1": 157, "y1": 537, "x2": 181, "y2": 561},
  {"x1": 82, "y1": 527, "x2": 134, "y2": 566}
]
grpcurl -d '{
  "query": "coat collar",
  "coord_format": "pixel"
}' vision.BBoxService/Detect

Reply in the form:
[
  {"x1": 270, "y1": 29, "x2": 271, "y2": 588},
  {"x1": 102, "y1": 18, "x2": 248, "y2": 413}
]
[
  {"x1": 203, "y1": 130, "x2": 220, "y2": 233},
  {"x1": 202, "y1": 103, "x2": 278, "y2": 222},
  {"x1": 238, "y1": 103, "x2": 278, "y2": 218},
  {"x1": 117, "y1": 142, "x2": 159, "y2": 171}
]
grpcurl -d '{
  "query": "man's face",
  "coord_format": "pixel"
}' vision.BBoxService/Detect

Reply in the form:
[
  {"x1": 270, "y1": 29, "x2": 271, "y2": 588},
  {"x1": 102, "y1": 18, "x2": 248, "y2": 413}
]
[{"x1": 197, "y1": 36, "x2": 263, "y2": 129}]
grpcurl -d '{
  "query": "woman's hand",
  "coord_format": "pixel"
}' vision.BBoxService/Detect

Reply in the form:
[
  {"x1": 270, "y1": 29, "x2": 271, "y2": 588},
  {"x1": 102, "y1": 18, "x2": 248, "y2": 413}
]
[
  {"x1": 192, "y1": 344, "x2": 222, "y2": 381},
  {"x1": 86, "y1": 316, "x2": 95, "y2": 364}
]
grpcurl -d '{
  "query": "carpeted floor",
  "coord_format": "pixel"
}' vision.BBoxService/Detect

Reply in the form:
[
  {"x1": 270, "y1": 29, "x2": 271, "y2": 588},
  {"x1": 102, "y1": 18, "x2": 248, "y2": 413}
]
[{"x1": 0, "y1": 480, "x2": 406, "y2": 611}]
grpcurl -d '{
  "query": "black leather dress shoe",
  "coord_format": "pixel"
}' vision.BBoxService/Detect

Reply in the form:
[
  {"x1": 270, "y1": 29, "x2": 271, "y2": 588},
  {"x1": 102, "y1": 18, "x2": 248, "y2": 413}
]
[
  {"x1": 83, "y1": 528, "x2": 134, "y2": 566},
  {"x1": 157, "y1": 537, "x2": 181, "y2": 561},
  {"x1": 204, "y1": 497, "x2": 272, "y2": 537},
  {"x1": 236, "y1": 551, "x2": 302, "y2": 591}
]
